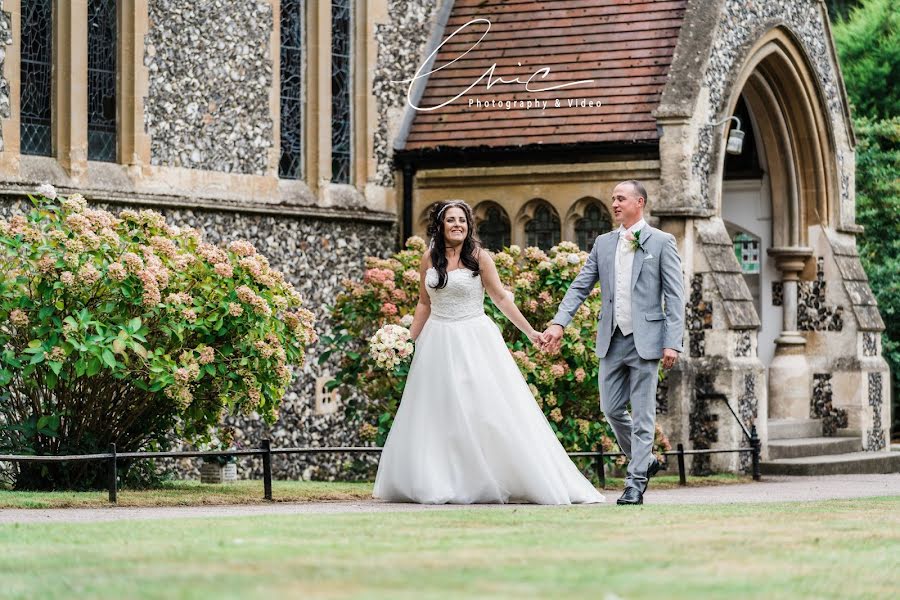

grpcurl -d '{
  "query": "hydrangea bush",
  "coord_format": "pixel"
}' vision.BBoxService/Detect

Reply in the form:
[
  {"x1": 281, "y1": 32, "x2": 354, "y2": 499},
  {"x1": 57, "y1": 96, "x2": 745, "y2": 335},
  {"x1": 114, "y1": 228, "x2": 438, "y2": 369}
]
[
  {"x1": 0, "y1": 188, "x2": 316, "y2": 489},
  {"x1": 321, "y1": 237, "x2": 670, "y2": 477}
]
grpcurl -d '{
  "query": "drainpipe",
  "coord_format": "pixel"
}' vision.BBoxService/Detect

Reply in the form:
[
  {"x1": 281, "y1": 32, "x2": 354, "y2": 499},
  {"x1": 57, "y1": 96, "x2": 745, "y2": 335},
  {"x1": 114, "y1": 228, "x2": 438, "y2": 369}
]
[{"x1": 402, "y1": 161, "x2": 415, "y2": 242}]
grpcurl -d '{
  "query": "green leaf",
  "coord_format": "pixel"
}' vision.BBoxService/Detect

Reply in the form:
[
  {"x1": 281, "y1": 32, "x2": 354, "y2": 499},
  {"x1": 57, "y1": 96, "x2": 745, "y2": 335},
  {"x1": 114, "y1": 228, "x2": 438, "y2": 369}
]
[
  {"x1": 86, "y1": 357, "x2": 102, "y2": 376},
  {"x1": 48, "y1": 361, "x2": 63, "y2": 375},
  {"x1": 131, "y1": 342, "x2": 148, "y2": 359},
  {"x1": 101, "y1": 349, "x2": 117, "y2": 368}
]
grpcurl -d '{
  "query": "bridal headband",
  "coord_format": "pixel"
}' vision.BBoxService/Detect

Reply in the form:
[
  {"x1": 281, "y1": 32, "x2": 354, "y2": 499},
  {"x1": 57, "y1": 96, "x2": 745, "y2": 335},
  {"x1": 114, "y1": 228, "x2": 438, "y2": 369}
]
[{"x1": 435, "y1": 200, "x2": 468, "y2": 221}]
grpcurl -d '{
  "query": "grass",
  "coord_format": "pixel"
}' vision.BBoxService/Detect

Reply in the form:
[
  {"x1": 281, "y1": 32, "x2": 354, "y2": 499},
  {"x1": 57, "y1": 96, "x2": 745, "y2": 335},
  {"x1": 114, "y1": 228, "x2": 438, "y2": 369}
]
[
  {"x1": 0, "y1": 473, "x2": 748, "y2": 509},
  {"x1": 0, "y1": 480, "x2": 374, "y2": 509},
  {"x1": 0, "y1": 496, "x2": 897, "y2": 599}
]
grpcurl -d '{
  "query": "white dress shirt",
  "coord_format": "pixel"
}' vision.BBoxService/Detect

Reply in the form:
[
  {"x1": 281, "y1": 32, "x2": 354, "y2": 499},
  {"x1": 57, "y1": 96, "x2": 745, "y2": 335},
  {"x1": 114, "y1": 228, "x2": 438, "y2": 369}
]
[{"x1": 613, "y1": 218, "x2": 646, "y2": 336}]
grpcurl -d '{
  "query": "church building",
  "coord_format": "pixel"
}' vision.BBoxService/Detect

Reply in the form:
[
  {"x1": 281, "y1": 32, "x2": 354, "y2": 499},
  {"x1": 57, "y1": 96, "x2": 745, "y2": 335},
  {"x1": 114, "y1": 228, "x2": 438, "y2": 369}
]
[{"x1": 0, "y1": 0, "x2": 891, "y2": 476}]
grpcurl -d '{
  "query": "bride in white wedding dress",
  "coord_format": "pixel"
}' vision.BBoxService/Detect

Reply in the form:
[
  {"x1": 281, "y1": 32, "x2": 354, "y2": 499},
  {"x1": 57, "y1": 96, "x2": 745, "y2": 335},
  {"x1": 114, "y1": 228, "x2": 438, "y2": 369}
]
[{"x1": 373, "y1": 200, "x2": 604, "y2": 505}]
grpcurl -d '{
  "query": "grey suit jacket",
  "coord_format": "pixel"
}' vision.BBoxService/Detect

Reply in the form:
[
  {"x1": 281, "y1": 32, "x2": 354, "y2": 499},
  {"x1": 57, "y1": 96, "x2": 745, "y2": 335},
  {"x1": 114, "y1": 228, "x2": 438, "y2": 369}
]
[{"x1": 552, "y1": 225, "x2": 685, "y2": 360}]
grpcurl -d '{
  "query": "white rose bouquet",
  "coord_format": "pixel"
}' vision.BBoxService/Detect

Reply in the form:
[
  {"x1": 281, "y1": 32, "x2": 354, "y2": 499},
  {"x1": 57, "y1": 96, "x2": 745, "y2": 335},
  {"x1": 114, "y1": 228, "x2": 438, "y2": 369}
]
[{"x1": 369, "y1": 323, "x2": 414, "y2": 370}]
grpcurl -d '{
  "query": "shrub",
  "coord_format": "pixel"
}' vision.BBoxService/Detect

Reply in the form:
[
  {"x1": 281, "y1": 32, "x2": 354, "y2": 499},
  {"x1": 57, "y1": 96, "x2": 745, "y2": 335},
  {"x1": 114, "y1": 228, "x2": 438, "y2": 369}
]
[
  {"x1": 853, "y1": 117, "x2": 900, "y2": 435},
  {"x1": 0, "y1": 188, "x2": 316, "y2": 489}
]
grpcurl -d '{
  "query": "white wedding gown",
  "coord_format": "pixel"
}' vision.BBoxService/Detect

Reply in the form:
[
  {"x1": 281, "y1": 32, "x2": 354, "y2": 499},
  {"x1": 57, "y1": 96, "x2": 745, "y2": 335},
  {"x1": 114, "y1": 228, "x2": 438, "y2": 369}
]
[{"x1": 373, "y1": 266, "x2": 604, "y2": 504}]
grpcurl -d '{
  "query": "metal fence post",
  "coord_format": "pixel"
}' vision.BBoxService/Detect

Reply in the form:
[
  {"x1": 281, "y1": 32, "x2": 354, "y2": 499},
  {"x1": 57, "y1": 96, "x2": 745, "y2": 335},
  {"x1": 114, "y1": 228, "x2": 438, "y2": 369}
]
[
  {"x1": 595, "y1": 446, "x2": 606, "y2": 489},
  {"x1": 107, "y1": 443, "x2": 117, "y2": 504},
  {"x1": 676, "y1": 443, "x2": 687, "y2": 486},
  {"x1": 750, "y1": 425, "x2": 761, "y2": 481},
  {"x1": 262, "y1": 439, "x2": 273, "y2": 500}
]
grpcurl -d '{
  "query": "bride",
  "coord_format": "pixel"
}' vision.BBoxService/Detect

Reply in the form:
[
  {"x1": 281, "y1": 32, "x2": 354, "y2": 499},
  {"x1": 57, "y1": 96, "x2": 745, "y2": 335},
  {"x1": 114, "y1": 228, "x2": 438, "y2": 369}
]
[{"x1": 373, "y1": 200, "x2": 604, "y2": 504}]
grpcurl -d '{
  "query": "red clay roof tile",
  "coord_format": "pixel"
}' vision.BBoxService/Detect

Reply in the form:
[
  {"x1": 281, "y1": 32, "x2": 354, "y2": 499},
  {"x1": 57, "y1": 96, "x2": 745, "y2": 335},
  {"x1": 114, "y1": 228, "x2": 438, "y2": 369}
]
[{"x1": 402, "y1": 0, "x2": 687, "y2": 150}]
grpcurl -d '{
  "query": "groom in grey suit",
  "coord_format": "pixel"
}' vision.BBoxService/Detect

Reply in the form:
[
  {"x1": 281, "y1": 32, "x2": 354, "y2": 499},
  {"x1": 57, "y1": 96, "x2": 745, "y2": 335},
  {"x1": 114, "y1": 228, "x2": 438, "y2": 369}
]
[{"x1": 542, "y1": 180, "x2": 685, "y2": 505}]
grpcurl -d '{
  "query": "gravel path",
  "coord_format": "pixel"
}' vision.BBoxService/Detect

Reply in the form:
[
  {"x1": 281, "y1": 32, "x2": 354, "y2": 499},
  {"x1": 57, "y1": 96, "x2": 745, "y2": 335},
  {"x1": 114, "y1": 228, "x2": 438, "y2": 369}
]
[{"x1": 2, "y1": 473, "x2": 898, "y2": 524}]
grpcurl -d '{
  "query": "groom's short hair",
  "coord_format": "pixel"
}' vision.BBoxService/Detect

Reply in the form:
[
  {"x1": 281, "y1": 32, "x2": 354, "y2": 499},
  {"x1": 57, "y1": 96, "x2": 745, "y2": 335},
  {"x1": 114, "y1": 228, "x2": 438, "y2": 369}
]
[{"x1": 623, "y1": 180, "x2": 648, "y2": 206}]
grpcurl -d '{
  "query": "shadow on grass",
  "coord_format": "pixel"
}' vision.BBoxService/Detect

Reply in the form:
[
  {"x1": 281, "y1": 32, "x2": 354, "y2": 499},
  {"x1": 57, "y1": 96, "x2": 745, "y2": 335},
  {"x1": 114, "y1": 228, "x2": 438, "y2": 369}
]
[{"x1": 0, "y1": 474, "x2": 751, "y2": 509}]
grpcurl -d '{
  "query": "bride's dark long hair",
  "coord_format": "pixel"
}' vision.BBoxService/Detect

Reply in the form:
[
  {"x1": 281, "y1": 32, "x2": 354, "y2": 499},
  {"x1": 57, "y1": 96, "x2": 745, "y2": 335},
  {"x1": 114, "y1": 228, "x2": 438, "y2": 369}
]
[{"x1": 426, "y1": 200, "x2": 482, "y2": 289}]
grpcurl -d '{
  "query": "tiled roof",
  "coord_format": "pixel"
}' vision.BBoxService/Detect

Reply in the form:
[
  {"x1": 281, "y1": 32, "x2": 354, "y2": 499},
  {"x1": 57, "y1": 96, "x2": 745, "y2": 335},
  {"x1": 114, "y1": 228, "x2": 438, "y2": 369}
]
[{"x1": 403, "y1": 0, "x2": 688, "y2": 151}]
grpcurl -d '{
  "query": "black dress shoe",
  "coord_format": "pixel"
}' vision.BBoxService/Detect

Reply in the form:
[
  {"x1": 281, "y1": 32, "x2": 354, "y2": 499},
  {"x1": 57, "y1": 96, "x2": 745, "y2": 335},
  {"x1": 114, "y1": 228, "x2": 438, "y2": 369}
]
[
  {"x1": 640, "y1": 456, "x2": 662, "y2": 494},
  {"x1": 616, "y1": 487, "x2": 643, "y2": 505}
]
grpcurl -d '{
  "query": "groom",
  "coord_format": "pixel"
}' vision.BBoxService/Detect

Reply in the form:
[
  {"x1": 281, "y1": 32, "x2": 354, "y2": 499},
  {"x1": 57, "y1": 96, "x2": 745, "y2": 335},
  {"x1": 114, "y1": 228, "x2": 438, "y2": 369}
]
[{"x1": 542, "y1": 180, "x2": 684, "y2": 505}]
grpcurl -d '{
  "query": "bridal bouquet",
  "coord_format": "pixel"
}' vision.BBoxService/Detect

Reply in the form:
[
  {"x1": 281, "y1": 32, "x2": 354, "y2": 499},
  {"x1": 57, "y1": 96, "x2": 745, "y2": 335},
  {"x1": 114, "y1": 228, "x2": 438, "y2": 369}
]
[{"x1": 369, "y1": 323, "x2": 414, "y2": 371}]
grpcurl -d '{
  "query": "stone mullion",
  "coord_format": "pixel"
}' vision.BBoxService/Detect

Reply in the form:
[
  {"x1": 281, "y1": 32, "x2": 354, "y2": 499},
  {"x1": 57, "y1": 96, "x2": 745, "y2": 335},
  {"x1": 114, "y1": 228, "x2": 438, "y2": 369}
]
[
  {"x1": 117, "y1": 0, "x2": 150, "y2": 169},
  {"x1": 352, "y1": 0, "x2": 368, "y2": 190},
  {"x1": 53, "y1": 0, "x2": 87, "y2": 179},
  {"x1": 268, "y1": 0, "x2": 280, "y2": 177},
  {"x1": 0, "y1": 0, "x2": 20, "y2": 167},
  {"x1": 306, "y1": 0, "x2": 332, "y2": 190}
]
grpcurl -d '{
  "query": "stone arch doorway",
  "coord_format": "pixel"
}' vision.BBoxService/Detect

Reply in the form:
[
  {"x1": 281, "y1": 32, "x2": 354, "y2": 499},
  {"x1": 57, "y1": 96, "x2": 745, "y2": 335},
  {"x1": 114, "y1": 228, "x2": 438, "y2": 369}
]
[
  {"x1": 713, "y1": 28, "x2": 839, "y2": 421},
  {"x1": 721, "y1": 95, "x2": 781, "y2": 368}
]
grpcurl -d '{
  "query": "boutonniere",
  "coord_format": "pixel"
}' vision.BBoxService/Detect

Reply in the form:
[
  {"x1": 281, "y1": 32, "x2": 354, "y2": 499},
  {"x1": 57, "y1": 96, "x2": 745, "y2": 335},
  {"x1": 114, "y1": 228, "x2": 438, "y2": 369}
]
[{"x1": 625, "y1": 229, "x2": 643, "y2": 252}]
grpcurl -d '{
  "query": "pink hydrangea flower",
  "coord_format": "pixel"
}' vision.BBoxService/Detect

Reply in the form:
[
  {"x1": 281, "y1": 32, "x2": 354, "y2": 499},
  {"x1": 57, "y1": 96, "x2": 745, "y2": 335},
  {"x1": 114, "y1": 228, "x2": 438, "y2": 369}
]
[{"x1": 9, "y1": 309, "x2": 29, "y2": 328}]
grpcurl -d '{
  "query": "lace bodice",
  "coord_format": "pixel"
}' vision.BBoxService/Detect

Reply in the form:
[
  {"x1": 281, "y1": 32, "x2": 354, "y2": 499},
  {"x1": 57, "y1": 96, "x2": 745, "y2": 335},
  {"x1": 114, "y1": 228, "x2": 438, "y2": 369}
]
[{"x1": 425, "y1": 267, "x2": 485, "y2": 321}]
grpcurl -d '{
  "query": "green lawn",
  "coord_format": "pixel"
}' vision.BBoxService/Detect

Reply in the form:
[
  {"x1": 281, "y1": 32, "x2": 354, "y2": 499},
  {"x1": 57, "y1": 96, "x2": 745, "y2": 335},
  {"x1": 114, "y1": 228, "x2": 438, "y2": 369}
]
[
  {"x1": 0, "y1": 496, "x2": 897, "y2": 599},
  {"x1": 0, "y1": 474, "x2": 748, "y2": 509}
]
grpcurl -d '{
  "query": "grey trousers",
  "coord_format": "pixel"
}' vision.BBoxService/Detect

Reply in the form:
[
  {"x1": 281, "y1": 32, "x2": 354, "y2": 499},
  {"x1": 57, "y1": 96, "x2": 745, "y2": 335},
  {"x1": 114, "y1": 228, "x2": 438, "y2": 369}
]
[{"x1": 599, "y1": 325, "x2": 659, "y2": 492}]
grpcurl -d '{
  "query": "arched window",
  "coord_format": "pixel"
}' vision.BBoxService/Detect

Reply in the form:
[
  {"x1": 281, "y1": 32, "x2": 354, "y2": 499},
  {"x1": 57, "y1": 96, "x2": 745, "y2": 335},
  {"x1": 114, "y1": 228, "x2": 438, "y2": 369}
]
[
  {"x1": 279, "y1": 0, "x2": 305, "y2": 179},
  {"x1": 87, "y1": 0, "x2": 117, "y2": 162},
  {"x1": 20, "y1": 0, "x2": 53, "y2": 156},
  {"x1": 574, "y1": 203, "x2": 613, "y2": 251},
  {"x1": 474, "y1": 202, "x2": 510, "y2": 251},
  {"x1": 525, "y1": 204, "x2": 560, "y2": 250},
  {"x1": 331, "y1": 0, "x2": 352, "y2": 183}
]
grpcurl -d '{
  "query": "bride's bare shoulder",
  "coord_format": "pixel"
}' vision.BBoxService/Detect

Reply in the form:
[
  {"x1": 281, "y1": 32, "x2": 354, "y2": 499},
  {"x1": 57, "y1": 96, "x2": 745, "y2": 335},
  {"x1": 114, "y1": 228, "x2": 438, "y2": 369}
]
[{"x1": 474, "y1": 247, "x2": 494, "y2": 267}]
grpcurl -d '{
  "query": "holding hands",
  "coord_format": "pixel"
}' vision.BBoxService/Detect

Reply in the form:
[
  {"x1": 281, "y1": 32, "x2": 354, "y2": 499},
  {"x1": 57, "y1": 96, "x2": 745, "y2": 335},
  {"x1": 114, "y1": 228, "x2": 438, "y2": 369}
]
[
  {"x1": 524, "y1": 323, "x2": 564, "y2": 353},
  {"x1": 527, "y1": 323, "x2": 563, "y2": 354},
  {"x1": 539, "y1": 323, "x2": 564, "y2": 353}
]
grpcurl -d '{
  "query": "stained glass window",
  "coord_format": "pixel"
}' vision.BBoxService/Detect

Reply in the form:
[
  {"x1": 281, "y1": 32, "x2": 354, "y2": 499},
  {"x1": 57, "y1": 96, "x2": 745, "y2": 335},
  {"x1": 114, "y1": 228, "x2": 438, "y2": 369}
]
[
  {"x1": 477, "y1": 205, "x2": 510, "y2": 251},
  {"x1": 331, "y1": 0, "x2": 352, "y2": 183},
  {"x1": 575, "y1": 203, "x2": 613, "y2": 251},
  {"x1": 525, "y1": 204, "x2": 560, "y2": 250},
  {"x1": 87, "y1": 0, "x2": 117, "y2": 162},
  {"x1": 279, "y1": 0, "x2": 304, "y2": 179},
  {"x1": 20, "y1": 0, "x2": 53, "y2": 156}
]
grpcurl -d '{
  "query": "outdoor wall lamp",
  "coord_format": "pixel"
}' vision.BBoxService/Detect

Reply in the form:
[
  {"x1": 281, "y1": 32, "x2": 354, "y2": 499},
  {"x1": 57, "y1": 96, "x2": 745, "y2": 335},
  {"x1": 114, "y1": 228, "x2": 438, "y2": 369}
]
[{"x1": 712, "y1": 115, "x2": 745, "y2": 155}]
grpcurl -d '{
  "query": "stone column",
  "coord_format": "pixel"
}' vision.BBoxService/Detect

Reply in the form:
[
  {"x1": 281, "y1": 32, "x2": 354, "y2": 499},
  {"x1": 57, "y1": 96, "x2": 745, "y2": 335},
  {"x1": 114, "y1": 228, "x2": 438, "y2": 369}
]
[{"x1": 766, "y1": 247, "x2": 813, "y2": 420}]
